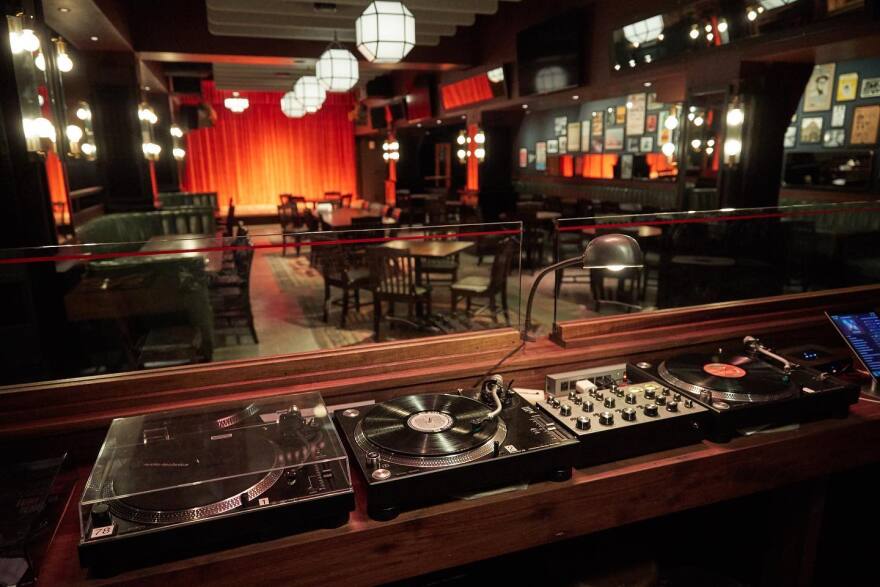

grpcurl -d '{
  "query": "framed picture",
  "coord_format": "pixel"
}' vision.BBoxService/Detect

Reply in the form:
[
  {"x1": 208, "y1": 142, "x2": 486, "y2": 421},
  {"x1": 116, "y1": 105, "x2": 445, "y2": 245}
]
[
  {"x1": 591, "y1": 113, "x2": 604, "y2": 137},
  {"x1": 604, "y1": 108, "x2": 616, "y2": 128},
  {"x1": 590, "y1": 138, "x2": 604, "y2": 153},
  {"x1": 626, "y1": 93, "x2": 646, "y2": 136},
  {"x1": 803, "y1": 63, "x2": 835, "y2": 112},
  {"x1": 567, "y1": 122, "x2": 581, "y2": 152},
  {"x1": 615, "y1": 105, "x2": 627, "y2": 125},
  {"x1": 581, "y1": 121, "x2": 591, "y2": 152},
  {"x1": 518, "y1": 148, "x2": 528, "y2": 168},
  {"x1": 831, "y1": 104, "x2": 847, "y2": 128},
  {"x1": 547, "y1": 139, "x2": 559, "y2": 154},
  {"x1": 783, "y1": 126, "x2": 797, "y2": 148},
  {"x1": 620, "y1": 154, "x2": 634, "y2": 179},
  {"x1": 646, "y1": 114, "x2": 658, "y2": 133},
  {"x1": 823, "y1": 129, "x2": 846, "y2": 148},
  {"x1": 626, "y1": 137, "x2": 641, "y2": 152},
  {"x1": 535, "y1": 142, "x2": 547, "y2": 171},
  {"x1": 604, "y1": 128, "x2": 624, "y2": 150},
  {"x1": 554, "y1": 116, "x2": 568, "y2": 137},
  {"x1": 640, "y1": 136, "x2": 654, "y2": 152},
  {"x1": 647, "y1": 92, "x2": 662, "y2": 110},
  {"x1": 861, "y1": 77, "x2": 880, "y2": 99},
  {"x1": 528, "y1": 152, "x2": 536, "y2": 164},
  {"x1": 851, "y1": 105, "x2": 880, "y2": 145},
  {"x1": 836, "y1": 73, "x2": 859, "y2": 102},
  {"x1": 559, "y1": 136, "x2": 568, "y2": 154},
  {"x1": 800, "y1": 117, "x2": 823, "y2": 144}
]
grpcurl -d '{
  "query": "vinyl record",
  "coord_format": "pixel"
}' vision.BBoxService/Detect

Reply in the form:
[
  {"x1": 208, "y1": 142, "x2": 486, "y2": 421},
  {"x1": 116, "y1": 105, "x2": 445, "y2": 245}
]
[
  {"x1": 659, "y1": 352, "x2": 797, "y2": 403},
  {"x1": 108, "y1": 429, "x2": 284, "y2": 524},
  {"x1": 362, "y1": 394, "x2": 499, "y2": 457}
]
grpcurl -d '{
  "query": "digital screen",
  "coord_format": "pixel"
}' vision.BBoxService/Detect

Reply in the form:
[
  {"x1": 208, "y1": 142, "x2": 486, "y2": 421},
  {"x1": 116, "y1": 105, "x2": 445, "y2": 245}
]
[{"x1": 829, "y1": 311, "x2": 880, "y2": 378}]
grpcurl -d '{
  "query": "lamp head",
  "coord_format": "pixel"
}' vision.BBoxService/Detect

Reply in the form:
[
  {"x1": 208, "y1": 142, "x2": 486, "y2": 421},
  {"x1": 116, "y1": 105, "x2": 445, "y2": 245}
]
[{"x1": 582, "y1": 233, "x2": 643, "y2": 271}]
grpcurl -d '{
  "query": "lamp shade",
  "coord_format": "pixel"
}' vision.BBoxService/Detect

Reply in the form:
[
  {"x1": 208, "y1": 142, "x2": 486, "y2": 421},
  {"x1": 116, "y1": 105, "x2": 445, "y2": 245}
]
[
  {"x1": 223, "y1": 92, "x2": 249, "y2": 113},
  {"x1": 316, "y1": 48, "x2": 360, "y2": 92},
  {"x1": 293, "y1": 76, "x2": 326, "y2": 113},
  {"x1": 355, "y1": 1, "x2": 415, "y2": 64},
  {"x1": 582, "y1": 234, "x2": 644, "y2": 270},
  {"x1": 280, "y1": 91, "x2": 307, "y2": 118}
]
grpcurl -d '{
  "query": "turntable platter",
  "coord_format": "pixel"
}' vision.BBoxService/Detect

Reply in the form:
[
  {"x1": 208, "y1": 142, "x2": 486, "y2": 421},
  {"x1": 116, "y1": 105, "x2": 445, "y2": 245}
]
[
  {"x1": 108, "y1": 430, "x2": 284, "y2": 525},
  {"x1": 659, "y1": 353, "x2": 799, "y2": 403}
]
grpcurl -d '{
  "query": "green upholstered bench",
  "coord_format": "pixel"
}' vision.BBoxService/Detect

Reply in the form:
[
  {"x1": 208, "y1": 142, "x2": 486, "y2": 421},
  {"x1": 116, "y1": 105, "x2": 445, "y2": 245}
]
[
  {"x1": 158, "y1": 192, "x2": 219, "y2": 211},
  {"x1": 76, "y1": 208, "x2": 217, "y2": 247}
]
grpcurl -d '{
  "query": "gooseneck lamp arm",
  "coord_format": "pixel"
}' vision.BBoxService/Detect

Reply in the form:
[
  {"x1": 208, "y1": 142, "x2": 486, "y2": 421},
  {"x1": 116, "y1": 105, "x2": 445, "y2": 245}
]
[{"x1": 521, "y1": 257, "x2": 583, "y2": 342}]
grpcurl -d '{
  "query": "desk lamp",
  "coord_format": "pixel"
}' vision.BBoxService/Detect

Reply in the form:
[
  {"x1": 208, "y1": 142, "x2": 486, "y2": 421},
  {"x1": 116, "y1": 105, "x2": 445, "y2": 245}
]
[{"x1": 521, "y1": 234, "x2": 644, "y2": 341}]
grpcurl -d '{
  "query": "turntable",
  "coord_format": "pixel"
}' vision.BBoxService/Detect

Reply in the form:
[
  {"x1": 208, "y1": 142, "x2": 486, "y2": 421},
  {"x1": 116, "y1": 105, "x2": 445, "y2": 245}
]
[
  {"x1": 629, "y1": 336, "x2": 860, "y2": 441},
  {"x1": 334, "y1": 375, "x2": 578, "y2": 520},
  {"x1": 78, "y1": 392, "x2": 354, "y2": 572}
]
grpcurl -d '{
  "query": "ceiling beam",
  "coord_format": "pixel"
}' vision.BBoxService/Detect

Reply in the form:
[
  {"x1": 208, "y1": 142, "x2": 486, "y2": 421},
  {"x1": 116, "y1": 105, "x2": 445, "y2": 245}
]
[
  {"x1": 207, "y1": 23, "x2": 442, "y2": 46},
  {"x1": 206, "y1": 10, "x2": 458, "y2": 37},
  {"x1": 205, "y1": 0, "x2": 477, "y2": 26}
]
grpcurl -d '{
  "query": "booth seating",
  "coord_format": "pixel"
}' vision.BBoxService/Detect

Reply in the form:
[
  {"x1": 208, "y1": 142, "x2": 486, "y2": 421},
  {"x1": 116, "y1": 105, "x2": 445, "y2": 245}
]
[
  {"x1": 75, "y1": 208, "x2": 217, "y2": 251},
  {"x1": 158, "y1": 191, "x2": 219, "y2": 212}
]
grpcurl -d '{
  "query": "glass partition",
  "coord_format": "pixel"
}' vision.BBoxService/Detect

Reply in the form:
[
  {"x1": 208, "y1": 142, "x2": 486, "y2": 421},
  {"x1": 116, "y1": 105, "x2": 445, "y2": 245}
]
[
  {"x1": 545, "y1": 201, "x2": 880, "y2": 332},
  {"x1": 0, "y1": 222, "x2": 521, "y2": 386}
]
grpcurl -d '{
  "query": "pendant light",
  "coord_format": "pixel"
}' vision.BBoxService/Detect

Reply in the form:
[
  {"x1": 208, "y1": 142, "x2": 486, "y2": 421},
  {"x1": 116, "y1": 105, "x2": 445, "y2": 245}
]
[
  {"x1": 355, "y1": 1, "x2": 415, "y2": 64},
  {"x1": 224, "y1": 91, "x2": 249, "y2": 113},
  {"x1": 293, "y1": 76, "x2": 326, "y2": 113},
  {"x1": 316, "y1": 38, "x2": 359, "y2": 92},
  {"x1": 280, "y1": 91, "x2": 307, "y2": 118}
]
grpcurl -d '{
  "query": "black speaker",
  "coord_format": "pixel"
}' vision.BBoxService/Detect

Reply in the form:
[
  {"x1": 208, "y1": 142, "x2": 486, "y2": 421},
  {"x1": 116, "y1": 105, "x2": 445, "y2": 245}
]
[
  {"x1": 171, "y1": 76, "x2": 203, "y2": 94},
  {"x1": 370, "y1": 107, "x2": 388, "y2": 130}
]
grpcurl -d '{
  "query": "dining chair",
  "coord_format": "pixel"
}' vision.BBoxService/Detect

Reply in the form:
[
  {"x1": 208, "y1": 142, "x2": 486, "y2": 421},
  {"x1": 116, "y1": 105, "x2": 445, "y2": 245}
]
[
  {"x1": 368, "y1": 247, "x2": 432, "y2": 341},
  {"x1": 277, "y1": 202, "x2": 309, "y2": 256},
  {"x1": 210, "y1": 238, "x2": 258, "y2": 344},
  {"x1": 450, "y1": 237, "x2": 516, "y2": 324},
  {"x1": 313, "y1": 244, "x2": 372, "y2": 328}
]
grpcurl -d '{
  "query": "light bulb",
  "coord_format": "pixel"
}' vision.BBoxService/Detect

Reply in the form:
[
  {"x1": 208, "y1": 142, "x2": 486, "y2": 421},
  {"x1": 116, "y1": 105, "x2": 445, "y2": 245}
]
[
  {"x1": 81, "y1": 142, "x2": 96, "y2": 156},
  {"x1": 456, "y1": 134, "x2": 466, "y2": 145},
  {"x1": 457, "y1": 149, "x2": 467, "y2": 160},
  {"x1": 726, "y1": 107, "x2": 744, "y2": 126},
  {"x1": 173, "y1": 147, "x2": 186, "y2": 160},
  {"x1": 474, "y1": 131, "x2": 486, "y2": 144},
  {"x1": 34, "y1": 51, "x2": 45, "y2": 71},
  {"x1": 170, "y1": 125, "x2": 183, "y2": 138},
  {"x1": 724, "y1": 139, "x2": 742, "y2": 157},
  {"x1": 661, "y1": 142, "x2": 675, "y2": 157},
  {"x1": 689, "y1": 27, "x2": 700, "y2": 40},
  {"x1": 65, "y1": 124, "x2": 83, "y2": 143},
  {"x1": 56, "y1": 50, "x2": 73, "y2": 73},
  {"x1": 606, "y1": 265, "x2": 625, "y2": 272},
  {"x1": 20, "y1": 29, "x2": 40, "y2": 52},
  {"x1": 691, "y1": 139, "x2": 702, "y2": 149},
  {"x1": 694, "y1": 116, "x2": 704, "y2": 127},
  {"x1": 76, "y1": 106, "x2": 91, "y2": 121},
  {"x1": 747, "y1": 9, "x2": 758, "y2": 21},
  {"x1": 474, "y1": 147, "x2": 486, "y2": 160},
  {"x1": 717, "y1": 20, "x2": 728, "y2": 33},
  {"x1": 390, "y1": 141, "x2": 399, "y2": 151},
  {"x1": 664, "y1": 115, "x2": 679, "y2": 130}
]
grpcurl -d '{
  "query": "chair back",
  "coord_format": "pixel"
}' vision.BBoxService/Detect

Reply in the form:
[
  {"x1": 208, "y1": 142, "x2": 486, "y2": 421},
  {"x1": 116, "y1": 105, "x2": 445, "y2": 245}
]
[
  {"x1": 277, "y1": 202, "x2": 304, "y2": 231},
  {"x1": 233, "y1": 237, "x2": 255, "y2": 282},
  {"x1": 313, "y1": 242, "x2": 349, "y2": 282},
  {"x1": 369, "y1": 248, "x2": 418, "y2": 296},
  {"x1": 425, "y1": 198, "x2": 447, "y2": 225},
  {"x1": 589, "y1": 266, "x2": 642, "y2": 312},
  {"x1": 340, "y1": 193, "x2": 353, "y2": 208},
  {"x1": 489, "y1": 238, "x2": 517, "y2": 292},
  {"x1": 224, "y1": 201, "x2": 236, "y2": 237}
]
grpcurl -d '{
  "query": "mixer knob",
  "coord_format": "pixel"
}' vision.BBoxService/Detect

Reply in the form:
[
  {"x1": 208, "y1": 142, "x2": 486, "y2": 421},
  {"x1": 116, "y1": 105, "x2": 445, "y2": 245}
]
[
  {"x1": 550, "y1": 398, "x2": 561, "y2": 409},
  {"x1": 661, "y1": 387, "x2": 671, "y2": 396},
  {"x1": 599, "y1": 411, "x2": 614, "y2": 426},
  {"x1": 666, "y1": 401, "x2": 679, "y2": 412},
  {"x1": 625, "y1": 392, "x2": 637, "y2": 404},
  {"x1": 644, "y1": 388, "x2": 656, "y2": 399},
  {"x1": 622, "y1": 408, "x2": 637, "y2": 422},
  {"x1": 615, "y1": 388, "x2": 625, "y2": 398},
  {"x1": 568, "y1": 391, "x2": 578, "y2": 401},
  {"x1": 576, "y1": 416, "x2": 591, "y2": 430},
  {"x1": 655, "y1": 395, "x2": 667, "y2": 406},
  {"x1": 644, "y1": 404, "x2": 659, "y2": 417},
  {"x1": 595, "y1": 392, "x2": 604, "y2": 401},
  {"x1": 603, "y1": 397, "x2": 616, "y2": 409},
  {"x1": 673, "y1": 393, "x2": 682, "y2": 402},
  {"x1": 559, "y1": 404, "x2": 572, "y2": 417},
  {"x1": 573, "y1": 395, "x2": 583, "y2": 405},
  {"x1": 582, "y1": 400, "x2": 594, "y2": 413},
  {"x1": 684, "y1": 399, "x2": 694, "y2": 408}
]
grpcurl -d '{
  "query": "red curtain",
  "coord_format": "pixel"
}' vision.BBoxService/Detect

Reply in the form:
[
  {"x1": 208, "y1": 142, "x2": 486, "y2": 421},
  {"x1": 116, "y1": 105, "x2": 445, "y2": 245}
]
[{"x1": 183, "y1": 82, "x2": 358, "y2": 208}]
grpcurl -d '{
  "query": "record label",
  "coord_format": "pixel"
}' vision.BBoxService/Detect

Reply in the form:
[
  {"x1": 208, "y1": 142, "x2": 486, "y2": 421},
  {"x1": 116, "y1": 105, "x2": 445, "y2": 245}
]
[
  {"x1": 407, "y1": 411, "x2": 453, "y2": 433},
  {"x1": 703, "y1": 363, "x2": 747, "y2": 379}
]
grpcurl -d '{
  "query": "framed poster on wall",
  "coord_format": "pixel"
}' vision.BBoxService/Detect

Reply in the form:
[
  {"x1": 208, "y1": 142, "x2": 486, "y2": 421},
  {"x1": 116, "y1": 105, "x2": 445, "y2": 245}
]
[
  {"x1": 803, "y1": 63, "x2": 835, "y2": 112},
  {"x1": 851, "y1": 105, "x2": 880, "y2": 145},
  {"x1": 604, "y1": 128, "x2": 624, "y2": 150},
  {"x1": 626, "y1": 93, "x2": 646, "y2": 136},
  {"x1": 567, "y1": 122, "x2": 581, "y2": 152},
  {"x1": 535, "y1": 141, "x2": 547, "y2": 171}
]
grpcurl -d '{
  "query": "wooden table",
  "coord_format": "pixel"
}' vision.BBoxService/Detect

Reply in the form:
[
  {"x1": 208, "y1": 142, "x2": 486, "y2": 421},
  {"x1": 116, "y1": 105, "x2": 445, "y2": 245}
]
[
  {"x1": 583, "y1": 225, "x2": 663, "y2": 238},
  {"x1": 38, "y1": 398, "x2": 880, "y2": 586},
  {"x1": 140, "y1": 234, "x2": 224, "y2": 273},
  {"x1": 382, "y1": 239, "x2": 473, "y2": 258},
  {"x1": 537, "y1": 211, "x2": 562, "y2": 221},
  {"x1": 319, "y1": 209, "x2": 395, "y2": 229}
]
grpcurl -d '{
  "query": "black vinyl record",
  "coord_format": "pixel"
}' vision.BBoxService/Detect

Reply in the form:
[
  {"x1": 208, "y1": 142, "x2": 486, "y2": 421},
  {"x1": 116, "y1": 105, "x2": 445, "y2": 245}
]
[
  {"x1": 661, "y1": 352, "x2": 794, "y2": 401},
  {"x1": 363, "y1": 394, "x2": 498, "y2": 457}
]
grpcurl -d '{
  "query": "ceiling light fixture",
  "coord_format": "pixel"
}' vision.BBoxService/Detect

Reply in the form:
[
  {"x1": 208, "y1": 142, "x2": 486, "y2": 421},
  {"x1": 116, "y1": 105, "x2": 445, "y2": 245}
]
[
  {"x1": 293, "y1": 77, "x2": 326, "y2": 113},
  {"x1": 315, "y1": 44, "x2": 359, "y2": 92},
  {"x1": 224, "y1": 91, "x2": 249, "y2": 113},
  {"x1": 90, "y1": 35, "x2": 99, "y2": 42},
  {"x1": 280, "y1": 91, "x2": 307, "y2": 118},
  {"x1": 355, "y1": 1, "x2": 415, "y2": 64}
]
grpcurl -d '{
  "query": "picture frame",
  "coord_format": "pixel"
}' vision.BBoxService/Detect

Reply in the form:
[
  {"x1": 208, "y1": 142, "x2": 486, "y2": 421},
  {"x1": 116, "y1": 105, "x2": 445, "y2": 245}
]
[
  {"x1": 590, "y1": 138, "x2": 604, "y2": 153},
  {"x1": 860, "y1": 77, "x2": 880, "y2": 99},
  {"x1": 558, "y1": 136, "x2": 568, "y2": 154},
  {"x1": 626, "y1": 93, "x2": 646, "y2": 136},
  {"x1": 591, "y1": 113, "x2": 604, "y2": 137},
  {"x1": 554, "y1": 116, "x2": 568, "y2": 137},
  {"x1": 567, "y1": 121, "x2": 581, "y2": 152},
  {"x1": 836, "y1": 73, "x2": 859, "y2": 102},
  {"x1": 831, "y1": 105, "x2": 847, "y2": 128},
  {"x1": 604, "y1": 128, "x2": 624, "y2": 150},
  {"x1": 646, "y1": 114, "x2": 658, "y2": 133},
  {"x1": 519, "y1": 148, "x2": 528, "y2": 168},
  {"x1": 535, "y1": 142, "x2": 547, "y2": 171},
  {"x1": 647, "y1": 92, "x2": 662, "y2": 110},
  {"x1": 604, "y1": 108, "x2": 616, "y2": 128},
  {"x1": 581, "y1": 121, "x2": 591, "y2": 152},
  {"x1": 783, "y1": 126, "x2": 797, "y2": 148},
  {"x1": 823, "y1": 128, "x2": 845, "y2": 148},
  {"x1": 547, "y1": 139, "x2": 559, "y2": 154},
  {"x1": 850, "y1": 105, "x2": 880, "y2": 145},
  {"x1": 803, "y1": 63, "x2": 836, "y2": 112},
  {"x1": 640, "y1": 136, "x2": 654, "y2": 152},
  {"x1": 800, "y1": 117, "x2": 823, "y2": 144},
  {"x1": 626, "y1": 137, "x2": 641, "y2": 152},
  {"x1": 615, "y1": 105, "x2": 627, "y2": 125}
]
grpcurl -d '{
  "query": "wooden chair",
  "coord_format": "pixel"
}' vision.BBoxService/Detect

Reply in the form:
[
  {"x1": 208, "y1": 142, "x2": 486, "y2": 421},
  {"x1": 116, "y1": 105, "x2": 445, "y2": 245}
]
[
  {"x1": 425, "y1": 197, "x2": 448, "y2": 225},
  {"x1": 210, "y1": 238, "x2": 259, "y2": 344},
  {"x1": 340, "y1": 193, "x2": 353, "y2": 208},
  {"x1": 313, "y1": 244, "x2": 372, "y2": 328},
  {"x1": 450, "y1": 237, "x2": 516, "y2": 324},
  {"x1": 368, "y1": 248, "x2": 432, "y2": 341},
  {"x1": 278, "y1": 202, "x2": 310, "y2": 256}
]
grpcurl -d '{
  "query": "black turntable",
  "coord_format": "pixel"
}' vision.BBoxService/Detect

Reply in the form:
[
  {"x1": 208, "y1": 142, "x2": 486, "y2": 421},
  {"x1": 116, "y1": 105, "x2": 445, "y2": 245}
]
[
  {"x1": 629, "y1": 336, "x2": 861, "y2": 441},
  {"x1": 334, "y1": 375, "x2": 578, "y2": 520},
  {"x1": 78, "y1": 392, "x2": 354, "y2": 572}
]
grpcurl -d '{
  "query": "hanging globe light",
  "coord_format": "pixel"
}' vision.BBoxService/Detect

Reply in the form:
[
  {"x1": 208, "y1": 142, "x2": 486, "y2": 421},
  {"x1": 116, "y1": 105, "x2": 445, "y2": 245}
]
[
  {"x1": 355, "y1": 1, "x2": 415, "y2": 64},
  {"x1": 280, "y1": 91, "x2": 307, "y2": 118},
  {"x1": 224, "y1": 91, "x2": 249, "y2": 113},
  {"x1": 293, "y1": 76, "x2": 326, "y2": 113},
  {"x1": 316, "y1": 46, "x2": 359, "y2": 92}
]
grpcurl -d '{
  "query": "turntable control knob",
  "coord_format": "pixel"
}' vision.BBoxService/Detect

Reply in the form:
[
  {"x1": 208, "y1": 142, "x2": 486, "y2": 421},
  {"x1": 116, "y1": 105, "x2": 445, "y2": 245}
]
[
  {"x1": 713, "y1": 401, "x2": 731, "y2": 410},
  {"x1": 673, "y1": 392, "x2": 682, "y2": 402},
  {"x1": 604, "y1": 397, "x2": 616, "y2": 409},
  {"x1": 550, "y1": 398, "x2": 561, "y2": 409},
  {"x1": 699, "y1": 391, "x2": 712, "y2": 404},
  {"x1": 568, "y1": 391, "x2": 578, "y2": 401},
  {"x1": 595, "y1": 392, "x2": 604, "y2": 401},
  {"x1": 655, "y1": 395, "x2": 667, "y2": 406},
  {"x1": 366, "y1": 451, "x2": 381, "y2": 469},
  {"x1": 559, "y1": 404, "x2": 572, "y2": 417},
  {"x1": 582, "y1": 400, "x2": 594, "y2": 413},
  {"x1": 644, "y1": 404, "x2": 659, "y2": 417},
  {"x1": 644, "y1": 388, "x2": 656, "y2": 399},
  {"x1": 599, "y1": 411, "x2": 614, "y2": 426},
  {"x1": 576, "y1": 416, "x2": 591, "y2": 430},
  {"x1": 572, "y1": 395, "x2": 583, "y2": 405},
  {"x1": 666, "y1": 401, "x2": 679, "y2": 412},
  {"x1": 622, "y1": 408, "x2": 637, "y2": 422},
  {"x1": 625, "y1": 392, "x2": 637, "y2": 404},
  {"x1": 91, "y1": 503, "x2": 112, "y2": 527},
  {"x1": 684, "y1": 399, "x2": 694, "y2": 409}
]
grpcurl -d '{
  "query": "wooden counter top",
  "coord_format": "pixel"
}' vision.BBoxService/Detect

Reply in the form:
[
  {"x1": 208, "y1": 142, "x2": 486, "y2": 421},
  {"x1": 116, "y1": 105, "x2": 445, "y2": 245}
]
[{"x1": 40, "y1": 398, "x2": 880, "y2": 587}]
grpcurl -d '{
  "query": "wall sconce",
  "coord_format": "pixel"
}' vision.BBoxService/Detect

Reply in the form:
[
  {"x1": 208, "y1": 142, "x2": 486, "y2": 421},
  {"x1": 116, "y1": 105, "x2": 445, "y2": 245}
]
[
  {"x1": 138, "y1": 104, "x2": 158, "y2": 124},
  {"x1": 142, "y1": 142, "x2": 161, "y2": 160},
  {"x1": 54, "y1": 38, "x2": 73, "y2": 72},
  {"x1": 456, "y1": 128, "x2": 486, "y2": 164},
  {"x1": 724, "y1": 98, "x2": 745, "y2": 166},
  {"x1": 382, "y1": 135, "x2": 399, "y2": 163},
  {"x1": 173, "y1": 147, "x2": 186, "y2": 160}
]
